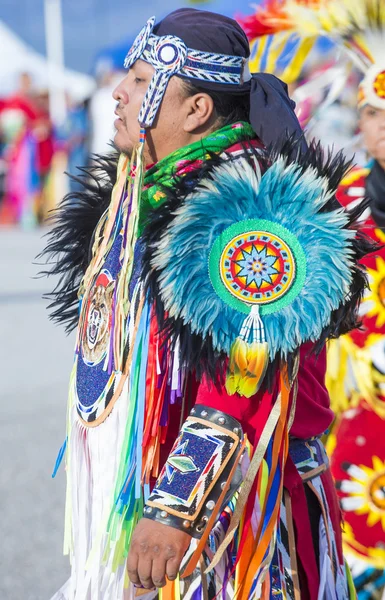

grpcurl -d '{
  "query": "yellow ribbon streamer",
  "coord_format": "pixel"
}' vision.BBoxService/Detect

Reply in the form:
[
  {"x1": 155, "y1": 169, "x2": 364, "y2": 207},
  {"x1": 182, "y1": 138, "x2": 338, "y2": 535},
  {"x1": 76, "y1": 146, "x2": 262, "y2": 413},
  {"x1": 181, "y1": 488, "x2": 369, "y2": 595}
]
[
  {"x1": 206, "y1": 354, "x2": 299, "y2": 574},
  {"x1": 205, "y1": 393, "x2": 282, "y2": 573}
]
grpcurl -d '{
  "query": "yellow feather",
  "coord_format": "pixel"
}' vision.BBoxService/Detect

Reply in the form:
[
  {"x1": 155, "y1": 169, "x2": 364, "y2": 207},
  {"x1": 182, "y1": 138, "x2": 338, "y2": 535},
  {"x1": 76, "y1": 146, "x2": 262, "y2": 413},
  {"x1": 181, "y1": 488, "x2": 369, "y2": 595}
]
[
  {"x1": 249, "y1": 36, "x2": 269, "y2": 73},
  {"x1": 225, "y1": 374, "x2": 239, "y2": 396},
  {"x1": 232, "y1": 337, "x2": 249, "y2": 372},
  {"x1": 238, "y1": 341, "x2": 269, "y2": 398},
  {"x1": 246, "y1": 0, "x2": 385, "y2": 82},
  {"x1": 226, "y1": 337, "x2": 249, "y2": 396},
  {"x1": 246, "y1": 341, "x2": 269, "y2": 378},
  {"x1": 281, "y1": 37, "x2": 316, "y2": 83},
  {"x1": 266, "y1": 33, "x2": 292, "y2": 74}
]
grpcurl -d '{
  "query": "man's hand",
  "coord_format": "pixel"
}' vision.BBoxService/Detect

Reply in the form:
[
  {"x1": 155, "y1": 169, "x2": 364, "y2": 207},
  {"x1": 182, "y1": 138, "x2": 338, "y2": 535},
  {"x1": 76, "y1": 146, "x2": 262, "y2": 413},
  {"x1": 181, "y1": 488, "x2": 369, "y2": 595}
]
[{"x1": 127, "y1": 518, "x2": 191, "y2": 589}]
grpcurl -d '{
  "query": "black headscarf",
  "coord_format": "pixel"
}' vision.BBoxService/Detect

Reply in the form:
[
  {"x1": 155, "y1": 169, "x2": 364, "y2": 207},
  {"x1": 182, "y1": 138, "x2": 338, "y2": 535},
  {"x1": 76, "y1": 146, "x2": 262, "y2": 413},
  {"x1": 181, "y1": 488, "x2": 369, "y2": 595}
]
[{"x1": 154, "y1": 8, "x2": 306, "y2": 152}]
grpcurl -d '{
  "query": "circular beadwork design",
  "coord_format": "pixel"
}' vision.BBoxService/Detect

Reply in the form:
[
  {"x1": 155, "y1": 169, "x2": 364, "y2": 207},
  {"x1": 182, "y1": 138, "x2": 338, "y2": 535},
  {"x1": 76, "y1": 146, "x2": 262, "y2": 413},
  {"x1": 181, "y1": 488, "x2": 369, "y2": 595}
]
[
  {"x1": 209, "y1": 219, "x2": 306, "y2": 316},
  {"x1": 373, "y1": 70, "x2": 385, "y2": 99},
  {"x1": 369, "y1": 470, "x2": 385, "y2": 511},
  {"x1": 219, "y1": 230, "x2": 295, "y2": 304},
  {"x1": 359, "y1": 64, "x2": 385, "y2": 110},
  {"x1": 150, "y1": 35, "x2": 187, "y2": 73}
]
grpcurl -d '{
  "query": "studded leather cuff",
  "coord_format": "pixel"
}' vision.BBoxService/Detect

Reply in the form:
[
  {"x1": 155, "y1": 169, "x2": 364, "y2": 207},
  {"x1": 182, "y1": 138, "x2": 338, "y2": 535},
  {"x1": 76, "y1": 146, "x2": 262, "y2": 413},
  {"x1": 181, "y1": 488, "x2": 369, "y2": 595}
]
[{"x1": 143, "y1": 405, "x2": 243, "y2": 538}]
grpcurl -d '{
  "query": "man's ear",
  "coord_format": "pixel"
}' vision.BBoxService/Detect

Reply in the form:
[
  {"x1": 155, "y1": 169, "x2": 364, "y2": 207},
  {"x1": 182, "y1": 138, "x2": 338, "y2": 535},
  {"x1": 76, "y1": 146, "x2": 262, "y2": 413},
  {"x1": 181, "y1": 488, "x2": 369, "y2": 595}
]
[{"x1": 183, "y1": 93, "x2": 216, "y2": 133}]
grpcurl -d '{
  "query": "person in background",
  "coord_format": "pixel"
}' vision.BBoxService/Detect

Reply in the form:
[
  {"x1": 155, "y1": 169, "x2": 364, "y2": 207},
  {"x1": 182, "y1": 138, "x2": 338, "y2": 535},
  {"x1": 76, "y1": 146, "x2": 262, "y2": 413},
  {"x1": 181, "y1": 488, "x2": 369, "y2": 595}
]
[
  {"x1": 254, "y1": 0, "x2": 385, "y2": 595},
  {"x1": 0, "y1": 72, "x2": 40, "y2": 225},
  {"x1": 58, "y1": 95, "x2": 90, "y2": 193},
  {"x1": 328, "y1": 71, "x2": 385, "y2": 600},
  {"x1": 31, "y1": 90, "x2": 55, "y2": 221}
]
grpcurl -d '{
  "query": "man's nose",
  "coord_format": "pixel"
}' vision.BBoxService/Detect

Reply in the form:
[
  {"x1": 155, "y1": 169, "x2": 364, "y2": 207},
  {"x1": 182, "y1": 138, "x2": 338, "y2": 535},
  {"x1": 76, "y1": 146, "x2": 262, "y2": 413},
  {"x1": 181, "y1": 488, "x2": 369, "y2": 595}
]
[
  {"x1": 112, "y1": 78, "x2": 129, "y2": 104},
  {"x1": 112, "y1": 84, "x2": 122, "y2": 102},
  {"x1": 379, "y1": 112, "x2": 385, "y2": 130},
  {"x1": 112, "y1": 86, "x2": 119, "y2": 101}
]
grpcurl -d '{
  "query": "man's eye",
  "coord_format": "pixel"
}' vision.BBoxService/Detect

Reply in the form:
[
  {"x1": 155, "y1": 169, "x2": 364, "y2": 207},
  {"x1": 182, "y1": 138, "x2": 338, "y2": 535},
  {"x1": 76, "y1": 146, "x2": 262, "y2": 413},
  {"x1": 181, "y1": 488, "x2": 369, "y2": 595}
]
[{"x1": 135, "y1": 77, "x2": 144, "y2": 84}]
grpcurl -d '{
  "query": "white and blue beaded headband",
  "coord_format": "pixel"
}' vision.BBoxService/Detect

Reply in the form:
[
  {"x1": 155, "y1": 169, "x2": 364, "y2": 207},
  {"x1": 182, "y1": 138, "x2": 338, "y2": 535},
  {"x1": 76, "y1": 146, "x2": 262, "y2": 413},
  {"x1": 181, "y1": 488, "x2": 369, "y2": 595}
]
[{"x1": 124, "y1": 16, "x2": 252, "y2": 128}]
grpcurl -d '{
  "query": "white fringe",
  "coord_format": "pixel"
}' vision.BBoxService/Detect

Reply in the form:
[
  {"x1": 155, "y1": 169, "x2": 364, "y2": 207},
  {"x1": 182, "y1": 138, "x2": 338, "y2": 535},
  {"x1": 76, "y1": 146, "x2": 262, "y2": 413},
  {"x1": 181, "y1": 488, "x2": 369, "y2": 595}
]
[{"x1": 52, "y1": 377, "x2": 131, "y2": 600}]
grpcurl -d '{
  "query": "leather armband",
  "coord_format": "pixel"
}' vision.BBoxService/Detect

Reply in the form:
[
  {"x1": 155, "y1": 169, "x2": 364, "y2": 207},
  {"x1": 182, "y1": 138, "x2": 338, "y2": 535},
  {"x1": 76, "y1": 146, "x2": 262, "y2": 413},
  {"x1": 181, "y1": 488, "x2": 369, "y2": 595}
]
[{"x1": 143, "y1": 405, "x2": 243, "y2": 538}]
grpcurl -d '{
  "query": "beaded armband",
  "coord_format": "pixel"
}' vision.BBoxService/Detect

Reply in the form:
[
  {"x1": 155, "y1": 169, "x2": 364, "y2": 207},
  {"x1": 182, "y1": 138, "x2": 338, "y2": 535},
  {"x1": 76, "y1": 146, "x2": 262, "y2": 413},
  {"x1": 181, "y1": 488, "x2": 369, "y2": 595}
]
[{"x1": 143, "y1": 405, "x2": 243, "y2": 538}]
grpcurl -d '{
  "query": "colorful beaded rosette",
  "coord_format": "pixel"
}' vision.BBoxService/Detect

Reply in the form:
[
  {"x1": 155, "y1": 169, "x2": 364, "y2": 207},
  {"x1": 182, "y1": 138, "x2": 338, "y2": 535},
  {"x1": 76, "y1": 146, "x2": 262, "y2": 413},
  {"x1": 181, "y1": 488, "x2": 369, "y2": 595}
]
[
  {"x1": 209, "y1": 219, "x2": 306, "y2": 316},
  {"x1": 209, "y1": 218, "x2": 306, "y2": 395}
]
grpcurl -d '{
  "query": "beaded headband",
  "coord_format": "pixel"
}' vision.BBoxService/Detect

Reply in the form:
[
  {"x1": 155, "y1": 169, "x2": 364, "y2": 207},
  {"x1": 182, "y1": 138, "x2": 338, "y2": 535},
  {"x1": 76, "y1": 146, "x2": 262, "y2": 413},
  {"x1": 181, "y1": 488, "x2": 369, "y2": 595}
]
[{"x1": 124, "y1": 17, "x2": 251, "y2": 128}]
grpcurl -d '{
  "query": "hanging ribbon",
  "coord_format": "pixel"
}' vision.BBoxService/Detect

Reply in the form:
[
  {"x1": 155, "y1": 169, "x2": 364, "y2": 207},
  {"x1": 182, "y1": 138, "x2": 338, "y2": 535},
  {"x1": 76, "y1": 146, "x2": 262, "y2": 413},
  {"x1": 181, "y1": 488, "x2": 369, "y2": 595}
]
[{"x1": 206, "y1": 355, "x2": 299, "y2": 597}]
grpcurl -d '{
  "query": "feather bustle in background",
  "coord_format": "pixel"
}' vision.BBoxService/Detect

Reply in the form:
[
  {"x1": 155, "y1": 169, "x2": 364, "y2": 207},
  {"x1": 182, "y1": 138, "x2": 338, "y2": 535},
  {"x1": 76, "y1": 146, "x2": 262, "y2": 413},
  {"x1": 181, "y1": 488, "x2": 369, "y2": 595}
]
[{"x1": 238, "y1": 0, "x2": 385, "y2": 84}]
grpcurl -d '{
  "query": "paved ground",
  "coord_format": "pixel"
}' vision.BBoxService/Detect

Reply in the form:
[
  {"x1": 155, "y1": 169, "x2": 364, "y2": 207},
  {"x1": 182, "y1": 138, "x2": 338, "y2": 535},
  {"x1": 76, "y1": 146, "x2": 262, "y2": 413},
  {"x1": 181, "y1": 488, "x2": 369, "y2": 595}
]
[{"x1": 0, "y1": 227, "x2": 73, "y2": 599}]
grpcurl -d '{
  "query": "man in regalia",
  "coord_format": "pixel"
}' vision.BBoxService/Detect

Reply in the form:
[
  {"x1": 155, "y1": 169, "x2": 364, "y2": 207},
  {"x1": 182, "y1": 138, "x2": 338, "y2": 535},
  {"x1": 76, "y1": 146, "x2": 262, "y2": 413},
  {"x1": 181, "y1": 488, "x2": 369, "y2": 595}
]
[{"x1": 46, "y1": 8, "x2": 368, "y2": 600}]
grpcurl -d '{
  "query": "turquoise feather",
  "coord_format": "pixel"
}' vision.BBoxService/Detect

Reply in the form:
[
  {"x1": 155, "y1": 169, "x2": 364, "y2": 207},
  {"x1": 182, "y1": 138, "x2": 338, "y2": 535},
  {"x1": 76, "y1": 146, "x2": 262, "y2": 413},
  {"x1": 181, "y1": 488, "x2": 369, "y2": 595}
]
[{"x1": 152, "y1": 157, "x2": 354, "y2": 360}]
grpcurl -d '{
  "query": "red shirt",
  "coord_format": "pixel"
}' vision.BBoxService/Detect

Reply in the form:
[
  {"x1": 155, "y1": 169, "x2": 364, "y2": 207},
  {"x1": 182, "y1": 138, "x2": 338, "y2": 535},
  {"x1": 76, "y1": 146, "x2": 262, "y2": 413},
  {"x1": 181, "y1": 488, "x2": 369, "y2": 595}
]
[{"x1": 195, "y1": 342, "x2": 333, "y2": 444}]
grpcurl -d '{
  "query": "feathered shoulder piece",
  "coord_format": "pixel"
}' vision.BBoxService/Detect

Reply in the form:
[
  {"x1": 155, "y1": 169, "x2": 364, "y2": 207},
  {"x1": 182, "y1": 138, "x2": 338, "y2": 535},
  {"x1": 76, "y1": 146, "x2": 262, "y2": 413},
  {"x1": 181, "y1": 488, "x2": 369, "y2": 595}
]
[
  {"x1": 142, "y1": 139, "x2": 375, "y2": 396},
  {"x1": 39, "y1": 152, "x2": 119, "y2": 333}
]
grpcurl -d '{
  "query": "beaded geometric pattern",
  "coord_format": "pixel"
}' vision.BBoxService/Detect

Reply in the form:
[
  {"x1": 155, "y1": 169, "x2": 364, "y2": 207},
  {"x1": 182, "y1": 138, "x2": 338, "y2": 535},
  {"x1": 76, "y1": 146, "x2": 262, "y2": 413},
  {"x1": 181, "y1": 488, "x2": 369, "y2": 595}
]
[
  {"x1": 75, "y1": 231, "x2": 122, "y2": 424},
  {"x1": 209, "y1": 219, "x2": 306, "y2": 316},
  {"x1": 146, "y1": 416, "x2": 239, "y2": 521},
  {"x1": 141, "y1": 36, "x2": 245, "y2": 85}
]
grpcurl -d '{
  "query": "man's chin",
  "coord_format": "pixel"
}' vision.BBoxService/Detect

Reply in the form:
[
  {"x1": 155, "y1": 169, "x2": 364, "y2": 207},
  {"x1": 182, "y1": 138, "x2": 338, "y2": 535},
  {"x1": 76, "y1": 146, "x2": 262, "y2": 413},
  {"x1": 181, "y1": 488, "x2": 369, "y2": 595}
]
[{"x1": 113, "y1": 131, "x2": 133, "y2": 158}]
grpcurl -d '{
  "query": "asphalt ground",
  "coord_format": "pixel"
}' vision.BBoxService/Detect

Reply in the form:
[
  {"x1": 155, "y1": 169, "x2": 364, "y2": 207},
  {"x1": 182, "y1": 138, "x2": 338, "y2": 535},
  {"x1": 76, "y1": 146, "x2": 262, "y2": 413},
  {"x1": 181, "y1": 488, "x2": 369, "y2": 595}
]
[{"x1": 0, "y1": 227, "x2": 73, "y2": 599}]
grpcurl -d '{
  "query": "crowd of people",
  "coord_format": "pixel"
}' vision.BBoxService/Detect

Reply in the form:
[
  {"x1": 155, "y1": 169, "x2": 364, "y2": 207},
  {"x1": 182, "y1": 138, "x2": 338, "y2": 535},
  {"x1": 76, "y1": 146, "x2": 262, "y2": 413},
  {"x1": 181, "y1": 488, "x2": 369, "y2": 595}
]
[
  {"x1": 0, "y1": 72, "x2": 87, "y2": 226},
  {"x1": 0, "y1": 63, "x2": 368, "y2": 231},
  {"x1": 0, "y1": 70, "x2": 123, "y2": 227}
]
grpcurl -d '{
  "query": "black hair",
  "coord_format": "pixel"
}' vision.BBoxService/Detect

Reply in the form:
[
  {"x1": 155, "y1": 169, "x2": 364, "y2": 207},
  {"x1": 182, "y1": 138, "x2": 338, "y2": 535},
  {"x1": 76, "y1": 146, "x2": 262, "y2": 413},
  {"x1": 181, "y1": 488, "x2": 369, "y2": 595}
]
[{"x1": 182, "y1": 80, "x2": 250, "y2": 127}]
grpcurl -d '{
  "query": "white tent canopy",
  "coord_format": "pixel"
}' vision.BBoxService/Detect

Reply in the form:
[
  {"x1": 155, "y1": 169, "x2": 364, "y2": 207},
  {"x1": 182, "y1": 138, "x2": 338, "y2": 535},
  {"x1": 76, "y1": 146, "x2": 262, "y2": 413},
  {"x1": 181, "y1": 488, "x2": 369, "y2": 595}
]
[{"x1": 0, "y1": 20, "x2": 95, "y2": 103}]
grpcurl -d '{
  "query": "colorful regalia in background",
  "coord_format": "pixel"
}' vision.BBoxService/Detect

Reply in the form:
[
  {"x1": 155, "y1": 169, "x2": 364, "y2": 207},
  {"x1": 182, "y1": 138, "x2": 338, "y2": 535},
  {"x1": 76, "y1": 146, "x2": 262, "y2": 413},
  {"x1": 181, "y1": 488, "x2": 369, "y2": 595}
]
[
  {"x1": 0, "y1": 89, "x2": 66, "y2": 227},
  {"x1": 0, "y1": 96, "x2": 41, "y2": 226},
  {"x1": 329, "y1": 164, "x2": 385, "y2": 599},
  {"x1": 238, "y1": 0, "x2": 385, "y2": 596}
]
